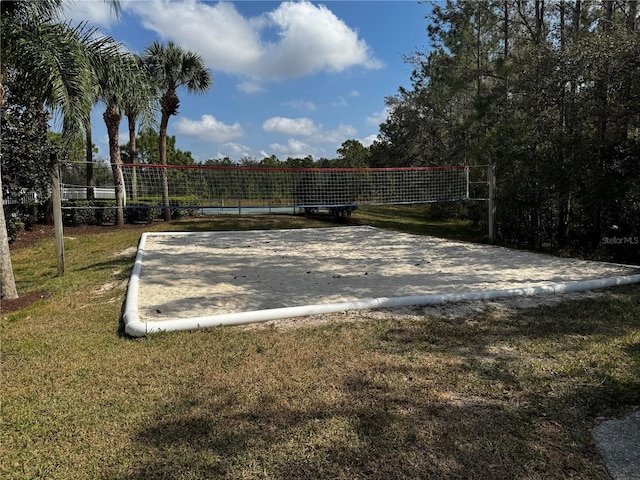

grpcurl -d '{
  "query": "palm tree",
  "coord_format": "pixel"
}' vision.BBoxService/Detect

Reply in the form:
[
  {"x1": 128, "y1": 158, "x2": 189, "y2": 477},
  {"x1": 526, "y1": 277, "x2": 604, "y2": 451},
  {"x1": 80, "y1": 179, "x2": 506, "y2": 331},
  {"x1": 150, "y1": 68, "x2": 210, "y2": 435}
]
[
  {"x1": 77, "y1": 30, "x2": 129, "y2": 218},
  {"x1": 143, "y1": 41, "x2": 212, "y2": 220},
  {"x1": 123, "y1": 54, "x2": 158, "y2": 201},
  {"x1": 95, "y1": 50, "x2": 156, "y2": 226},
  {"x1": 1, "y1": 4, "x2": 92, "y2": 298},
  {"x1": 0, "y1": 0, "x2": 120, "y2": 298}
]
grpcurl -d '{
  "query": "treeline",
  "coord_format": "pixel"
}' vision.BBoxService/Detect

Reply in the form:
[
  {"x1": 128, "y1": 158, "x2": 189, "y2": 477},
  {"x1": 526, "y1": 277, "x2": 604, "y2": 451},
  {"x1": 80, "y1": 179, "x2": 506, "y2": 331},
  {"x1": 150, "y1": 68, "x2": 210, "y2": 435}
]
[
  {"x1": 119, "y1": 130, "x2": 374, "y2": 169},
  {"x1": 378, "y1": 0, "x2": 640, "y2": 254}
]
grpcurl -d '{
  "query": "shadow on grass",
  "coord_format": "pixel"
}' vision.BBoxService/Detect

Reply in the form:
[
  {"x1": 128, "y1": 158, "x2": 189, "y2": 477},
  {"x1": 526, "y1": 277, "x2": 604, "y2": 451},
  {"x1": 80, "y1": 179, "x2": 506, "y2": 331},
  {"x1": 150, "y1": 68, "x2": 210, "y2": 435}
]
[
  {"x1": 78, "y1": 254, "x2": 136, "y2": 279},
  {"x1": 105, "y1": 288, "x2": 639, "y2": 479},
  {"x1": 106, "y1": 382, "x2": 530, "y2": 479}
]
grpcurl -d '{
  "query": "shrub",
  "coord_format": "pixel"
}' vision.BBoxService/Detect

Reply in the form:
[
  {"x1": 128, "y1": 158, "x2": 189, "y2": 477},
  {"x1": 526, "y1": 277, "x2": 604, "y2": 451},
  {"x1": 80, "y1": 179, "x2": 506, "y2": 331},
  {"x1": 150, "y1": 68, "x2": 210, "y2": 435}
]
[
  {"x1": 3, "y1": 200, "x2": 42, "y2": 242},
  {"x1": 93, "y1": 200, "x2": 117, "y2": 225},
  {"x1": 62, "y1": 199, "x2": 117, "y2": 226},
  {"x1": 126, "y1": 205, "x2": 161, "y2": 224},
  {"x1": 170, "y1": 196, "x2": 201, "y2": 219},
  {"x1": 5, "y1": 214, "x2": 25, "y2": 243}
]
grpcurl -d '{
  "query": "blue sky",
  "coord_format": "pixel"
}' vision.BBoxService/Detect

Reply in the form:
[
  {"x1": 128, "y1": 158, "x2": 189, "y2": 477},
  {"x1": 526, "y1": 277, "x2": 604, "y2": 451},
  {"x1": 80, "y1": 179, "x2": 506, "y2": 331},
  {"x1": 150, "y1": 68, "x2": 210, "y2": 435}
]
[{"x1": 61, "y1": 1, "x2": 432, "y2": 162}]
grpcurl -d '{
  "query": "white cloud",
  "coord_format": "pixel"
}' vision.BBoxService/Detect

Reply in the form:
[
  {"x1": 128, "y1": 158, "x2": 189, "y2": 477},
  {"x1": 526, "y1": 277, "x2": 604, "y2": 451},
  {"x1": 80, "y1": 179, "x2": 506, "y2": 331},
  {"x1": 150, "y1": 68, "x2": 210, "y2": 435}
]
[
  {"x1": 332, "y1": 91, "x2": 359, "y2": 108},
  {"x1": 60, "y1": 0, "x2": 117, "y2": 27},
  {"x1": 316, "y1": 124, "x2": 357, "y2": 144},
  {"x1": 216, "y1": 143, "x2": 265, "y2": 160},
  {"x1": 268, "y1": 138, "x2": 319, "y2": 158},
  {"x1": 131, "y1": 1, "x2": 263, "y2": 74},
  {"x1": 237, "y1": 79, "x2": 266, "y2": 94},
  {"x1": 332, "y1": 96, "x2": 349, "y2": 108},
  {"x1": 174, "y1": 114, "x2": 244, "y2": 142},
  {"x1": 366, "y1": 107, "x2": 390, "y2": 126},
  {"x1": 129, "y1": 0, "x2": 382, "y2": 83},
  {"x1": 262, "y1": 116, "x2": 357, "y2": 150},
  {"x1": 284, "y1": 100, "x2": 317, "y2": 112},
  {"x1": 360, "y1": 134, "x2": 379, "y2": 147},
  {"x1": 260, "y1": 1, "x2": 383, "y2": 78},
  {"x1": 262, "y1": 117, "x2": 318, "y2": 136}
]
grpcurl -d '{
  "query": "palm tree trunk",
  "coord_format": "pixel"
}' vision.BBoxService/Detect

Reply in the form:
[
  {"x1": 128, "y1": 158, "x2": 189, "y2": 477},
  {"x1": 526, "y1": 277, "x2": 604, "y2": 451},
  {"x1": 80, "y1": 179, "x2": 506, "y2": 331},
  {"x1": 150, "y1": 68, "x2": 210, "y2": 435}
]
[
  {"x1": 159, "y1": 111, "x2": 171, "y2": 221},
  {"x1": 0, "y1": 166, "x2": 18, "y2": 300},
  {"x1": 104, "y1": 105, "x2": 125, "y2": 226},
  {"x1": 127, "y1": 113, "x2": 138, "y2": 200},
  {"x1": 0, "y1": 69, "x2": 18, "y2": 299},
  {"x1": 85, "y1": 119, "x2": 95, "y2": 200}
]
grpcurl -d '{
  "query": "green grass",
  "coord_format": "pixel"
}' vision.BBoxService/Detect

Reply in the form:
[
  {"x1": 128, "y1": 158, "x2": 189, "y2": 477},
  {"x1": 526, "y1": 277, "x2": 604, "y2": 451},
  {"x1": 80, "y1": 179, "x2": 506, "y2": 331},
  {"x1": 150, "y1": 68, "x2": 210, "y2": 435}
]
[
  {"x1": 2, "y1": 214, "x2": 639, "y2": 479},
  {"x1": 353, "y1": 204, "x2": 485, "y2": 242}
]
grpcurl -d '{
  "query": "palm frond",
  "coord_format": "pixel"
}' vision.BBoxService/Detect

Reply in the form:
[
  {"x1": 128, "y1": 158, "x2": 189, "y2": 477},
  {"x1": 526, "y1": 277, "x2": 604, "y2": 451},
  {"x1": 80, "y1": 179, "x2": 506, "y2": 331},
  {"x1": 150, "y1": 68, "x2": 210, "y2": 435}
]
[
  {"x1": 142, "y1": 40, "x2": 212, "y2": 116},
  {"x1": 181, "y1": 50, "x2": 213, "y2": 93},
  {"x1": 6, "y1": 19, "x2": 94, "y2": 145},
  {"x1": 122, "y1": 54, "x2": 159, "y2": 130},
  {"x1": 0, "y1": 0, "x2": 63, "y2": 23}
]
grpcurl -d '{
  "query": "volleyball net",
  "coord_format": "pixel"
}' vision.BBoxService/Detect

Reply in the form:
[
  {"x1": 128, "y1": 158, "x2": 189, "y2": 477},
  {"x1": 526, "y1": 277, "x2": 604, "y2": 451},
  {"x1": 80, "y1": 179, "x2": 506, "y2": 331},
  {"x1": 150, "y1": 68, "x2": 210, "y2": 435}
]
[{"x1": 118, "y1": 164, "x2": 470, "y2": 210}]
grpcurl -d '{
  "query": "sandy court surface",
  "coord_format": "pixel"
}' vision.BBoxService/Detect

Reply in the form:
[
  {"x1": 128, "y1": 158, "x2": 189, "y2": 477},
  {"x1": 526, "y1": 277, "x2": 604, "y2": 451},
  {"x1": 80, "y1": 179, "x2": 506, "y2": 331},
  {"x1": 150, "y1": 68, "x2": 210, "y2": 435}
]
[{"x1": 135, "y1": 226, "x2": 638, "y2": 323}]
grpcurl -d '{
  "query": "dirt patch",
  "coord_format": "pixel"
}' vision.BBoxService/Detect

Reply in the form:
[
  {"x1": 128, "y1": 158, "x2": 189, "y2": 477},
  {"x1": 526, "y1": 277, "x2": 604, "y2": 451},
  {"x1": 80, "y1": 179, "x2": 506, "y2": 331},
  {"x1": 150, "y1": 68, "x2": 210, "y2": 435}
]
[
  {"x1": 114, "y1": 246, "x2": 138, "y2": 258},
  {"x1": 4, "y1": 222, "x2": 149, "y2": 312},
  {"x1": 1, "y1": 290, "x2": 51, "y2": 314}
]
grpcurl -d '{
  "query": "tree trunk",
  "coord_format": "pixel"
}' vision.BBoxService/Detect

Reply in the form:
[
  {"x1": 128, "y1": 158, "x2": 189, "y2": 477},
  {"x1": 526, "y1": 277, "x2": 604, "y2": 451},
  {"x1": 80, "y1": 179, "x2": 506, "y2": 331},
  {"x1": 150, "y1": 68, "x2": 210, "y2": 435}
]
[
  {"x1": 534, "y1": 0, "x2": 545, "y2": 43},
  {"x1": 573, "y1": 0, "x2": 581, "y2": 31},
  {"x1": 629, "y1": 0, "x2": 638, "y2": 32},
  {"x1": 0, "y1": 64, "x2": 6, "y2": 108},
  {"x1": 556, "y1": 1, "x2": 570, "y2": 248},
  {"x1": 103, "y1": 105, "x2": 125, "y2": 226},
  {"x1": 0, "y1": 70, "x2": 18, "y2": 299},
  {"x1": 159, "y1": 111, "x2": 171, "y2": 221},
  {"x1": 0, "y1": 166, "x2": 18, "y2": 300},
  {"x1": 591, "y1": 0, "x2": 615, "y2": 248},
  {"x1": 50, "y1": 153, "x2": 65, "y2": 277},
  {"x1": 127, "y1": 113, "x2": 138, "y2": 201},
  {"x1": 85, "y1": 119, "x2": 95, "y2": 200}
]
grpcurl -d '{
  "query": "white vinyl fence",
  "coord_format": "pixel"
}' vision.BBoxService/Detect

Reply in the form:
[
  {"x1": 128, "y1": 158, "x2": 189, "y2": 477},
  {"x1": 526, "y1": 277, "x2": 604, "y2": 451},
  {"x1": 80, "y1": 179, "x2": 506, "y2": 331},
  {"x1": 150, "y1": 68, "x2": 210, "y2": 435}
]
[
  {"x1": 2, "y1": 190, "x2": 40, "y2": 206},
  {"x1": 3, "y1": 185, "x2": 117, "y2": 205},
  {"x1": 59, "y1": 185, "x2": 117, "y2": 200}
]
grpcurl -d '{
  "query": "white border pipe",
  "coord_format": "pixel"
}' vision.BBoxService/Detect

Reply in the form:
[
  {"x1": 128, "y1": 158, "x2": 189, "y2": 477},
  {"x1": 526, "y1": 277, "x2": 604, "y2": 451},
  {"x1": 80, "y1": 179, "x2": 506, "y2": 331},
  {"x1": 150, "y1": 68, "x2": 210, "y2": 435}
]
[{"x1": 123, "y1": 233, "x2": 640, "y2": 337}]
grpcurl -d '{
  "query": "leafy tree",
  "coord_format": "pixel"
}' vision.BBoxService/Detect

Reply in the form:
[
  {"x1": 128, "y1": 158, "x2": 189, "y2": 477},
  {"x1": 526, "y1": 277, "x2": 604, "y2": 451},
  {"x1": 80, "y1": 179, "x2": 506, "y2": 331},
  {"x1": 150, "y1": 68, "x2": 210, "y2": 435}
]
[
  {"x1": 1, "y1": 78, "x2": 54, "y2": 206},
  {"x1": 120, "y1": 128, "x2": 196, "y2": 165},
  {"x1": 336, "y1": 139, "x2": 371, "y2": 167},
  {"x1": 285, "y1": 156, "x2": 315, "y2": 168},
  {"x1": 383, "y1": 0, "x2": 640, "y2": 258},
  {"x1": 0, "y1": 0, "x2": 121, "y2": 298},
  {"x1": 205, "y1": 157, "x2": 234, "y2": 166},
  {"x1": 1, "y1": 77, "x2": 54, "y2": 242},
  {"x1": 259, "y1": 155, "x2": 283, "y2": 167},
  {"x1": 143, "y1": 41, "x2": 212, "y2": 220}
]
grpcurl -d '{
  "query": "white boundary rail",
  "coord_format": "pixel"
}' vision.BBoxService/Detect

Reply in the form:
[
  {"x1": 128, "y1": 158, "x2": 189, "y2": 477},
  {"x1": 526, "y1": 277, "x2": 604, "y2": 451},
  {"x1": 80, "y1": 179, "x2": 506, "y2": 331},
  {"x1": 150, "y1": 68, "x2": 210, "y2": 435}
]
[{"x1": 122, "y1": 228, "x2": 640, "y2": 337}]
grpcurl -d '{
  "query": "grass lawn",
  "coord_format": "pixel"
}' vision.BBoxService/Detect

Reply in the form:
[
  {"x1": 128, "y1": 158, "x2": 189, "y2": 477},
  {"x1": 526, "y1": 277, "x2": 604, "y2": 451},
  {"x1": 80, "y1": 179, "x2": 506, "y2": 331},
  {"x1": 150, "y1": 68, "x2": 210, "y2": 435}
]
[
  {"x1": 353, "y1": 204, "x2": 485, "y2": 242},
  {"x1": 2, "y1": 212, "x2": 639, "y2": 479}
]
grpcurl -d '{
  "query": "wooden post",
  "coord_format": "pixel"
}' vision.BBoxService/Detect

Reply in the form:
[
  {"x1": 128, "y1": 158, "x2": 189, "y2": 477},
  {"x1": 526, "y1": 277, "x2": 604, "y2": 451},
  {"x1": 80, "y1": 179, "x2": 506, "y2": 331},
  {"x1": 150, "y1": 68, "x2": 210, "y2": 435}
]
[
  {"x1": 488, "y1": 162, "x2": 496, "y2": 243},
  {"x1": 50, "y1": 153, "x2": 65, "y2": 276}
]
